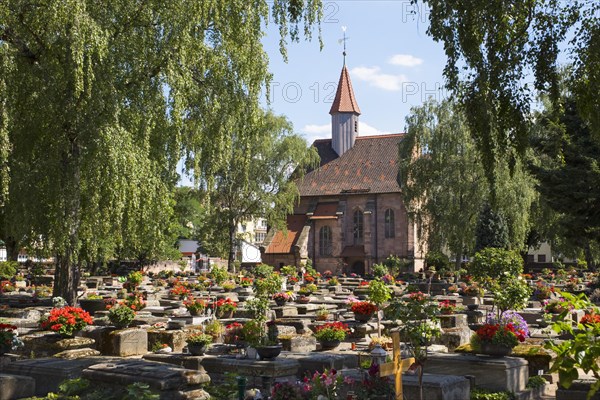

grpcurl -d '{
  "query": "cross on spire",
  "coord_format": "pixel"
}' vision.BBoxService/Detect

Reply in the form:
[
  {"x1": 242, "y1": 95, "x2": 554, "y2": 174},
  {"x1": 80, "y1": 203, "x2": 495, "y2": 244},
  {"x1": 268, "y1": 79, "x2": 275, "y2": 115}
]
[{"x1": 339, "y1": 26, "x2": 348, "y2": 65}]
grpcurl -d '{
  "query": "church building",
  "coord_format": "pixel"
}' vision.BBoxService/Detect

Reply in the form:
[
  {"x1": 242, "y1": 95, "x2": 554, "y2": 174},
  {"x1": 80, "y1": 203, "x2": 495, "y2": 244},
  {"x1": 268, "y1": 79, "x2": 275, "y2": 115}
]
[{"x1": 260, "y1": 64, "x2": 424, "y2": 274}]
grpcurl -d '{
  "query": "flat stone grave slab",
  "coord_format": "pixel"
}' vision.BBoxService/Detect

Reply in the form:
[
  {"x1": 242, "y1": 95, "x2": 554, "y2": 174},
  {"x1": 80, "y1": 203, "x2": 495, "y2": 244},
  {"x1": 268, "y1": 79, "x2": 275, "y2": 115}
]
[
  {"x1": 200, "y1": 355, "x2": 299, "y2": 392},
  {"x1": 403, "y1": 373, "x2": 470, "y2": 400},
  {"x1": 284, "y1": 352, "x2": 358, "y2": 376},
  {"x1": 2, "y1": 357, "x2": 117, "y2": 395},
  {"x1": 143, "y1": 352, "x2": 206, "y2": 371},
  {"x1": 426, "y1": 353, "x2": 528, "y2": 393},
  {"x1": 0, "y1": 373, "x2": 36, "y2": 400},
  {"x1": 556, "y1": 379, "x2": 600, "y2": 400},
  {"x1": 82, "y1": 359, "x2": 210, "y2": 400}
]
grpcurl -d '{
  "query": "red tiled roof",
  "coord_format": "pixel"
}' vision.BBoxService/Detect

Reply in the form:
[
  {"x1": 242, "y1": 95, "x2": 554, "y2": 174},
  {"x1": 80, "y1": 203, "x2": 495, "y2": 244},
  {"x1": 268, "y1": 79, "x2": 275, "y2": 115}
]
[
  {"x1": 265, "y1": 215, "x2": 306, "y2": 254},
  {"x1": 297, "y1": 134, "x2": 404, "y2": 196},
  {"x1": 329, "y1": 66, "x2": 361, "y2": 115},
  {"x1": 310, "y1": 203, "x2": 338, "y2": 220}
]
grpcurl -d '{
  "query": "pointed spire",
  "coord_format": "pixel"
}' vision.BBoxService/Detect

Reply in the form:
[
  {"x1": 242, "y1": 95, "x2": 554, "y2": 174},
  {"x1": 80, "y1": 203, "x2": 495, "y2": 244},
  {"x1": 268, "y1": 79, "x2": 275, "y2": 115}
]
[{"x1": 329, "y1": 66, "x2": 361, "y2": 115}]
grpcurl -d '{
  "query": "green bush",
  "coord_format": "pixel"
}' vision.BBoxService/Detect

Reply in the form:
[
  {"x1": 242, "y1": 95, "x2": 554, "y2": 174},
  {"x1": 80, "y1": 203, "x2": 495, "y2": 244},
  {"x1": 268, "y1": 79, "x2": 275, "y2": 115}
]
[
  {"x1": 526, "y1": 375, "x2": 547, "y2": 389},
  {"x1": 0, "y1": 261, "x2": 18, "y2": 280},
  {"x1": 371, "y1": 263, "x2": 388, "y2": 278},
  {"x1": 470, "y1": 248, "x2": 523, "y2": 289},
  {"x1": 471, "y1": 388, "x2": 515, "y2": 400},
  {"x1": 425, "y1": 251, "x2": 450, "y2": 271},
  {"x1": 253, "y1": 263, "x2": 274, "y2": 278}
]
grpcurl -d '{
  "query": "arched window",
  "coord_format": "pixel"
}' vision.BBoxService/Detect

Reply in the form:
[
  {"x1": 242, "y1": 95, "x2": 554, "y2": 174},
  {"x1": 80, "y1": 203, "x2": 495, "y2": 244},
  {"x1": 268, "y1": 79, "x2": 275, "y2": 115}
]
[
  {"x1": 385, "y1": 209, "x2": 395, "y2": 238},
  {"x1": 319, "y1": 226, "x2": 333, "y2": 256},
  {"x1": 353, "y1": 210, "x2": 363, "y2": 241}
]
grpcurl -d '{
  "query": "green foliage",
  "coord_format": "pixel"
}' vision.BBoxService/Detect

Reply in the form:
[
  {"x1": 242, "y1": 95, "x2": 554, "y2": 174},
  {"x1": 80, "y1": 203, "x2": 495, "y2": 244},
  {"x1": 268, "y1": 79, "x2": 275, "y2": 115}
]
[
  {"x1": 399, "y1": 100, "x2": 487, "y2": 264},
  {"x1": 545, "y1": 292, "x2": 600, "y2": 398},
  {"x1": 384, "y1": 255, "x2": 412, "y2": 275},
  {"x1": 474, "y1": 205, "x2": 510, "y2": 252},
  {"x1": 371, "y1": 263, "x2": 388, "y2": 278},
  {"x1": 209, "y1": 266, "x2": 229, "y2": 285},
  {"x1": 526, "y1": 375, "x2": 547, "y2": 389},
  {"x1": 254, "y1": 274, "x2": 283, "y2": 298},
  {"x1": 204, "y1": 372, "x2": 239, "y2": 400},
  {"x1": 471, "y1": 389, "x2": 515, "y2": 400},
  {"x1": 385, "y1": 292, "x2": 440, "y2": 363},
  {"x1": 470, "y1": 248, "x2": 523, "y2": 291},
  {"x1": 108, "y1": 305, "x2": 136, "y2": 328},
  {"x1": 425, "y1": 251, "x2": 450, "y2": 270},
  {"x1": 493, "y1": 278, "x2": 532, "y2": 315},
  {"x1": 368, "y1": 279, "x2": 392, "y2": 306},
  {"x1": 0, "y1": 261, "x2": 17, "y2": 279},
  {"x1": 253, "y1": 263, "x2": 275, "y2": 278},
  {"x1": 186, "y1": 333, "x2": 213, "y2": 346},
  {"x1": 245, "y1": 297, "x2": 270, "y2": 321},
  {"x1": 280, "y1": 265, "x2": 297, "y2": 277},
  {"x1": 23, "y1": 378, "x2": 159, "y2": 400},
  {"x1": 0, "y1": 0, "x2": 323, "y2": 302}
]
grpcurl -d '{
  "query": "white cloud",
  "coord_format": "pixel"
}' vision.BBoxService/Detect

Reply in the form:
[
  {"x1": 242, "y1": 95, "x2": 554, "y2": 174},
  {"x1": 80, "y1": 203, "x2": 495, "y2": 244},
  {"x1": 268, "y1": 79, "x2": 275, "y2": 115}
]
[
  {"x1": 359, "y1": 121, "x2": 391, "y2": 136},
  {"x1": 301, "y1": 121, "x2": 391, "y2": 143},
  {"x1": 389, "y1": 54, "x2": 424, "y2": 67},
  {"x1": 350, "y1": 66, "x2": 407, "y2": 91},
  {"x1": 302, "y1": 123, "x2": 330, "y2": 135}
]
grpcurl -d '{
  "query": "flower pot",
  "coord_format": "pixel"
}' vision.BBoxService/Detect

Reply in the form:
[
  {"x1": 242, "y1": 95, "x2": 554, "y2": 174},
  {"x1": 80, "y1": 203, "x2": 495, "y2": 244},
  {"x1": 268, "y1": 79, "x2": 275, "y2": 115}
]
[
  {"x1": 319, "y1": 339, "x2": 341, "y2": 350},
  {"x1": 296, "y1": 296, "x2": 311, "y2": 304},
  {"x1": 187, "y1": 343, "x2": 208, "y2": 356},
  {"x1": 479, "y1": 342, "x2": 513, "y2": 357},
  {"x1": 79, "y1": 299, "x2": 107, "y2": 316},
  {"x1": 188, "y1": 309, "x2": 202, "y2": 316},
  {"x1": 354, "y1": 312, "x2": 374, "y2": 323},
  {"x1": 275, "y1": 298, "x2": 287, "y2": 307},
  {"x1": 0, "y1": 343, "x2": 11, "y2": 355},
  {"x1": 256, "y1": 345, "x2": 282, "y2": 360}
]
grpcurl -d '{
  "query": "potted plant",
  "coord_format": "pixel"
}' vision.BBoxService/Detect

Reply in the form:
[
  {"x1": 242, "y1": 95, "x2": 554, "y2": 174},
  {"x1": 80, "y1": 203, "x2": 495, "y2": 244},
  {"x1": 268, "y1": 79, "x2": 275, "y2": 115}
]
[
  {"x1": 40, "y1": 306, "x2": 94, "y2": 338},
  {"x1": 186, "y1": 333, "x2": 213, "y2": 356},
  {"x1": 350, "y1": 301, "x2": 378, "y2": 323},
  {"x1": 0, "y1": 323, "x2": 23, "y2": 355},
  {"x1": 315, "y1": 306, "x2": 330, "y2": 321},
  {"x1": 255, "y1": 320, "x2": 283, "y2": 360},
  {"x1": 224, "y1": 322, "x2": 244, "y2": 345},
  {"x1": 272, "y1": 292, "x2": 290, "y2": 306},
  {"x1": 327, "y1": 277, "x2": 339, "y2": 286},
  {"x1": 169, "y1": 284, "x2": 191, "y2": 300},
  {"x1": 183, "y1": 297, "x2": 207, "y2": 316},
  {"x1": 204, "y1": 319, "x2": 224, "y2": 342},
  {"x1": 222, "y1": 280, "x2": 236, "y2": 292},
  {"x1": 209, "y1": 298, "x2": 238, "y2": 318},
  {"x1": 313, "y1": 322, "x2": 349, "y2": 350},
  {"x1": 108, "y1": 303, "x2": 136, "y2": 329},
  {"x1": 123, "y1": 292, "x2": 146, "y2": 311},
  {"x1": 79, "y1": 293, "x2": 107, "y2": 316},
  {"x1": 438, "y1": 300, "x2": 457, "y2": 315},
  {"x1": 470, "y1": 320, "x2": 526, "y2": 356}
]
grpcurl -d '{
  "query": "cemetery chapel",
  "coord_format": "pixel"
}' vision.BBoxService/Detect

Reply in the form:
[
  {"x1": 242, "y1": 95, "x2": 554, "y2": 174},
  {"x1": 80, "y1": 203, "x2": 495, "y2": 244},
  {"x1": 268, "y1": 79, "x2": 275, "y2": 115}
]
[{"x1": 260, "y1": 63, "x2": 424, "y2": 274}]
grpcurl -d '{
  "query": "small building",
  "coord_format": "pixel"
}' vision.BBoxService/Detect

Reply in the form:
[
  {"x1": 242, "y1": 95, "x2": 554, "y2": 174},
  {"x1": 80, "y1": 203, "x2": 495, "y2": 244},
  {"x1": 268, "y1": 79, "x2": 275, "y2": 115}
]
[{"x1": 261, "y1": 64, "x2": 424, "y2": 274}]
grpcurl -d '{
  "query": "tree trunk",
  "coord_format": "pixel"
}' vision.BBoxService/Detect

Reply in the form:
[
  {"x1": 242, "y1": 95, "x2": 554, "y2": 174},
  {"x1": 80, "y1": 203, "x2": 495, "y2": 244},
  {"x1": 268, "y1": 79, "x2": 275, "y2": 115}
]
[
  {"x1": 53, "y1": 254, "x2": 77, "y2": 305},
  {"x1": 5, "y1": 237, "x2": 19, "y2": 261},
  {"x1": 228, "y1": 221, "x2": 236, "y2": 273},
  {"x1": 585, "y1": 241, "x2": 596, "y2": 271}
]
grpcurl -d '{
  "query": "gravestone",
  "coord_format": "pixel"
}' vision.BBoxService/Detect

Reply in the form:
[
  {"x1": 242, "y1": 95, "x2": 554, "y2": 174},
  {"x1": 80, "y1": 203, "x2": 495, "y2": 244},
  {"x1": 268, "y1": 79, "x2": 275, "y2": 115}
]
[
  {"x1": 0, "y1": 373, "x2": 36, "y2": 400},
  {"x1": 82, "y1": 359, "x2": 210, "y2": 400},
  {"x1": 402, "y1": 373, "x2": 470, "y2": 400},
  {"x1": 426, "y1": 353, "x2": 529, "y2": 393}
]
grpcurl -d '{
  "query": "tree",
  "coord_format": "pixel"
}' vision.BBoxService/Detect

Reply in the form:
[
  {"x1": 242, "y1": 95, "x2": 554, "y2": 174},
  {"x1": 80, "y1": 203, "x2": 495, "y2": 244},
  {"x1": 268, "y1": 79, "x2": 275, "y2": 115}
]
[
  {"x1": 530, "y1": 97, "x2": 600, "y2": 268},
  {"x1": 197, "y1": 110, "x2": 319, "y2": 270},
  {"x1": 399, "y1": 100, "x2": 489, "y2": 268},
  {"x1": 400, "y1": 100, "x2": 536, "y2": 262},
  {"x1": 0, "y1": 1, "x2": 322, "y2": 303},
  {"x1": 417, "y1": 0, "x2": 598, "y2": 189},
  {"x1": 474, "y1": 204, "x2": 509, "y2": 252}
]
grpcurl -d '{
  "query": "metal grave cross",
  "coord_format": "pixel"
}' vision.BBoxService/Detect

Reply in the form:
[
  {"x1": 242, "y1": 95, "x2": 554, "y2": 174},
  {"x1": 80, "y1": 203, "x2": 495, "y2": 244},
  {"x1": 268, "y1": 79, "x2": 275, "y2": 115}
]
[{"x1": 379, "y1": 331, "x2": 415, "y2": 400}]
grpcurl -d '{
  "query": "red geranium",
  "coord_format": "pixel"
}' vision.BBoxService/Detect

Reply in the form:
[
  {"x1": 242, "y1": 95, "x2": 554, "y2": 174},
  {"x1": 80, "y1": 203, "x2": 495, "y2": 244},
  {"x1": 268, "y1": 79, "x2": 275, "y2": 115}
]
[
  {"x1": 350, "y1": 301, "x2": 378, "y2": 315},
  {"x1": 581, "y1": 313, "x2": 600, "y2": 326},
  {"x1": 40, "y1": 306, "x2": 93, "y2": 337}
]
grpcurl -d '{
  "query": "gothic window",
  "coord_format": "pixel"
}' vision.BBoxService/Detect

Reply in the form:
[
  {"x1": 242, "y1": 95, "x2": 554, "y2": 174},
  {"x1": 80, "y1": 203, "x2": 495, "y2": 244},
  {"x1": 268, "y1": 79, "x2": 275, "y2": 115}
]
[
  {"x1": 319, "y1": 226, "x2": 333, "y2": 256},
  {"x1": 385, "y1": 209, "x2": 395, "y2": 238},
  {"x1": 353, "y1": 210, "x2": 363, "y2": 241}
]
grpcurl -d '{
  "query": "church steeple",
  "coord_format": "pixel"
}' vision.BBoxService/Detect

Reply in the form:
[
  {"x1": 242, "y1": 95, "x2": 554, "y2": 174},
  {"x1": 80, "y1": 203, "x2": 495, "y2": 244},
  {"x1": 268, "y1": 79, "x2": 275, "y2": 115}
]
[{"x1": 330, "y1": 66, "x2": 361, "y2": 156}]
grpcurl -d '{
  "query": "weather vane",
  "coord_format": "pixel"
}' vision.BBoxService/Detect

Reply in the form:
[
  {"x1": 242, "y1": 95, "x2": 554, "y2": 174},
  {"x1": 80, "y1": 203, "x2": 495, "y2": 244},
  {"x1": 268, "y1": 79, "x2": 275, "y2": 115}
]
[{"x1": 338, "y1": 26, "x2": 349, "y2": 65}]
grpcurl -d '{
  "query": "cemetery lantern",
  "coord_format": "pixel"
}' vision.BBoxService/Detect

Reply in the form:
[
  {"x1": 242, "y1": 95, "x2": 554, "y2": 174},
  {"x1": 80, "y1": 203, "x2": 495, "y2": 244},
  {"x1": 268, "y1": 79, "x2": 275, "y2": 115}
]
[{"x1": 370, "y1": 344, "x2": 387, "y2": 366}]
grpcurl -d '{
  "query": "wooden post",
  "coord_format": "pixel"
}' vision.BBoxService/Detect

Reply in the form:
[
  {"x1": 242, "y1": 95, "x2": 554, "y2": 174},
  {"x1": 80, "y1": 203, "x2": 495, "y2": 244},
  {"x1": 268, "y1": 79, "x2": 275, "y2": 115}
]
[{"x1": 379, "y1": 331, "x2": 415, "y2": 400}]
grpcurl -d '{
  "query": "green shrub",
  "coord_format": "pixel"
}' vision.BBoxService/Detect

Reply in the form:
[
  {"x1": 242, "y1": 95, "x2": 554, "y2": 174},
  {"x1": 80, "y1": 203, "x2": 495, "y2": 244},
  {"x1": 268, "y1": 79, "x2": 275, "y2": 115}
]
[
  {"x1": 471, "y1": 388, "x2": 515, "y2": 400},
  {"x1": 526, "y1": 375, "x2": 547, "y2": 389},
  {"x1": 0, "y1": 261, "x2": 17, "y2": 280}
]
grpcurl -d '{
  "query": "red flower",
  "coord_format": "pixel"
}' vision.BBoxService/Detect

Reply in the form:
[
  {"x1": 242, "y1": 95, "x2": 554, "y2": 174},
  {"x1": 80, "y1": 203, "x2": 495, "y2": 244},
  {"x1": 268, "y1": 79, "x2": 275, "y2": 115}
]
[{"x1": 350, "y1": 301, "x2": 378, "y2": 314}]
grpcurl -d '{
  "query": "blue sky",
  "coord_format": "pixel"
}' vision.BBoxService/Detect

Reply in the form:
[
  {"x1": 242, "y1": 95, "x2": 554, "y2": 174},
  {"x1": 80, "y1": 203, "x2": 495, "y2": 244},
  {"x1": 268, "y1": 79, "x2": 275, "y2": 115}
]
[{"x1": 261, "y1": 0, "x2": 448, "y2": 144}]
